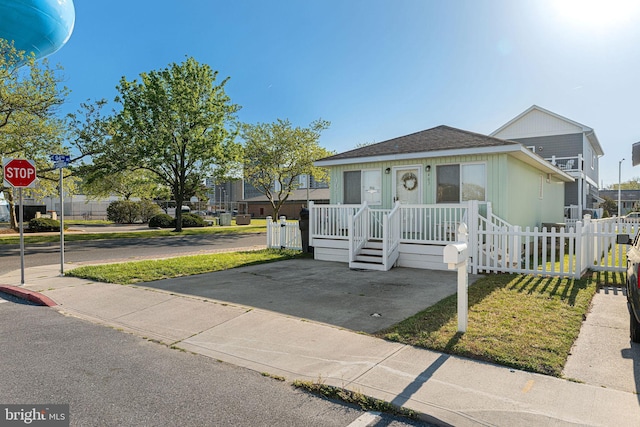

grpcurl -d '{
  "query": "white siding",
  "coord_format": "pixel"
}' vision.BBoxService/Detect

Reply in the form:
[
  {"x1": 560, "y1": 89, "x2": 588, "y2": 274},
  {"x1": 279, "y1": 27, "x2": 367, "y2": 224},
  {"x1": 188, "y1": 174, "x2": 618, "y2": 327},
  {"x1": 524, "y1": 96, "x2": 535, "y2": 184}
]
[{"x1": 494, "y1": 109, "x2": 583, "y2": 139}]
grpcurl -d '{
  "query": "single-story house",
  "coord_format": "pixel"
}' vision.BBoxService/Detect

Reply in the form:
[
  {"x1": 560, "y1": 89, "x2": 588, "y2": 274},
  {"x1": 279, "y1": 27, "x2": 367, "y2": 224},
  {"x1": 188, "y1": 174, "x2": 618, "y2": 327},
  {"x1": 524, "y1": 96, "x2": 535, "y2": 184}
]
[
  {"x1": 309, "y1": 125, "x2": 574, "y2": 271},
  {"x1": 315, "y1": 125, "x2": 572, "y2": 228}
]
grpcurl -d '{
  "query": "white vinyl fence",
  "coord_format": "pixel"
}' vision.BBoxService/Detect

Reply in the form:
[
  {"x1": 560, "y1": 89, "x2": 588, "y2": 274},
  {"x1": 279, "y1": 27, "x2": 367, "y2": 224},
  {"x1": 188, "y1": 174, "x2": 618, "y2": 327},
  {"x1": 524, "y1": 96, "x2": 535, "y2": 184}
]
[
  {"x1": 271, "y1": 201, "x2": 633, "y2": 278},
  {"x1": 473, "y1": 217, "x2": 634, "y2": 278},
  {"x1": 266, "y1": 216, "x2": 302, "y2": 250}
]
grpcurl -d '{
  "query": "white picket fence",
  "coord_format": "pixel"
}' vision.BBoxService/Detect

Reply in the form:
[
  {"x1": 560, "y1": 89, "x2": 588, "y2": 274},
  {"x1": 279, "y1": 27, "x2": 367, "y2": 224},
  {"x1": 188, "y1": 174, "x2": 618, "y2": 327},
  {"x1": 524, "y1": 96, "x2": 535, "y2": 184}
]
[
  {"x1": 473, "y1": 217, "x2": 634, "y2": 278},
  {"x1": 266, "y1": 216, "x2": 302, "y2": 250},
  {"x1": 268, "y1": 207, "x2": 633, "y2": 278}
]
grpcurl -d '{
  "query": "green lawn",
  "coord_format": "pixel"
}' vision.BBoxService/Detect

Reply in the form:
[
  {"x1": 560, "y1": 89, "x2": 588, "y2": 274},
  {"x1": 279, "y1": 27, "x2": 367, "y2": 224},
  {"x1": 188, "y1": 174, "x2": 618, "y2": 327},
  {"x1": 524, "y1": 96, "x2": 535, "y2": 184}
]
[
  {"x1": 0, "y1": 220, "x2": 267, "y2": 245},
  {"x1": 376, "y1": 271, "x2": 618, "y2": 377},
  {"x1": 66, "y1": 249, "x2": 301, "y2": 284}
]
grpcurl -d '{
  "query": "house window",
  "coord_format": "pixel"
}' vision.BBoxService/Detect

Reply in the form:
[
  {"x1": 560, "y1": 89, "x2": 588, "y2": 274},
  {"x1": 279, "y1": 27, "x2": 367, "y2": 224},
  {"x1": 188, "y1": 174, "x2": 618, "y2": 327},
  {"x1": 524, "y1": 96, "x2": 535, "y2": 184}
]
[
  {"x1": 343, "y1": 169, "x2": 382, "y2": 205},
  {"x1": 436, "y1": 163, "x2": 486, "y2": 203}
]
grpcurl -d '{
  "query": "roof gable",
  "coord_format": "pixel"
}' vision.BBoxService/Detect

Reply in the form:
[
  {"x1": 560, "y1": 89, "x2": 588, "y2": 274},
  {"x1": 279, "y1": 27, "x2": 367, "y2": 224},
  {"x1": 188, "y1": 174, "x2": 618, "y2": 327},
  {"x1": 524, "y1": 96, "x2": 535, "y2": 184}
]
[
  {"x1": 317, "y1": 125, "x2": 519, "y2": 163},
  {"x1": 491, "y1": 105, "x2": 604, "y2": 156},
  {"x1": 491, "y1": 105, "x2": 588, "y2": 139}
]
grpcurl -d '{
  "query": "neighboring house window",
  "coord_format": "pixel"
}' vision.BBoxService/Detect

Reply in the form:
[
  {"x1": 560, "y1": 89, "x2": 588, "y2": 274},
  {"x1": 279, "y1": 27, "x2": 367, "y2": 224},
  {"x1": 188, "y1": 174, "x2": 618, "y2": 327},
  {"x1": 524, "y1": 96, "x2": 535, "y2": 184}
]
[
  {"x1": 343, "y1": 170, "x2": 382, "y2": 205},
  {"x1": 436, "y1": 164, "x2": 486, "y2": 203}
]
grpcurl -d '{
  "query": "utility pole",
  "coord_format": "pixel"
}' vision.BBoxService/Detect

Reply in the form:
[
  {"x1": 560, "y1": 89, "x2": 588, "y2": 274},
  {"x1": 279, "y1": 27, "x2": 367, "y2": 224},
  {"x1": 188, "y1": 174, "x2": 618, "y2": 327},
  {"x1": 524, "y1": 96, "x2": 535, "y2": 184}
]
[{"x1": 618, "y1": 158, "x2": 625, "y2": 217}]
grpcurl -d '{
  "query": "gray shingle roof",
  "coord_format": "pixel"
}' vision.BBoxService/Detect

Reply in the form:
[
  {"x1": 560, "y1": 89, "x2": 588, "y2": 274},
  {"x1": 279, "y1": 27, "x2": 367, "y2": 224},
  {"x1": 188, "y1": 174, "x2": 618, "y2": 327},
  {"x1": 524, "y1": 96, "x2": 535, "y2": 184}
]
[
  {"x1": 599, "y1": 189, "x2": 640, "y2": 201},
  {"x1": 319, "y1": 125, "x2": 519, "y2": 162}
]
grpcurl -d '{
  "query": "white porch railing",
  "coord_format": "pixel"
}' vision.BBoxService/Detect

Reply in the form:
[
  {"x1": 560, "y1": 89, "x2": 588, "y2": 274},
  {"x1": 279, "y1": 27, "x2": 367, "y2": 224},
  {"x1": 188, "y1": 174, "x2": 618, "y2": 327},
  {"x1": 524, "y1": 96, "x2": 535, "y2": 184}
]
[
  {"x1": 348, "y1": 202, "x2": 369, "y2": 263},
  {"x1": 382, "y1": 201, "x2": 401, "y2": 270},
  {"x1": 399, "y1": 203, "x2": 469, "y2": 243},
  {"x1": 305, "y1": 202, "x2": 630, "y2": 277},
  {"x1": 309, "y1": 203, "x2": 360, "y2": 243},
  {"x1": 310, "y1": 201, "x2": 478, "y2": 245}
]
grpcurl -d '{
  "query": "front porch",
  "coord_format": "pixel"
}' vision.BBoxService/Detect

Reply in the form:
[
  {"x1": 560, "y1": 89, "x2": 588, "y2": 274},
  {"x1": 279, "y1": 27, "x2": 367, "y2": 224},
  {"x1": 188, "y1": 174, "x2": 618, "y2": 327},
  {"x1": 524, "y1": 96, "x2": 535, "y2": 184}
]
[{"x1": 308, "y1": 200, "x2": 503, "y2": 272}]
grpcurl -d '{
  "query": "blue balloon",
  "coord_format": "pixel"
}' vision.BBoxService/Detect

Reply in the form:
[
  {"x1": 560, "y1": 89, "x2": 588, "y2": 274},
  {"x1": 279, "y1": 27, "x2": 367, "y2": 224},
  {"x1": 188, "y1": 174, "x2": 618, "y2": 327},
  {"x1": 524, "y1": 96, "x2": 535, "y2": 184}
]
[{"x1": 0, "y1": 0, "x2": 75, "y2": 59}]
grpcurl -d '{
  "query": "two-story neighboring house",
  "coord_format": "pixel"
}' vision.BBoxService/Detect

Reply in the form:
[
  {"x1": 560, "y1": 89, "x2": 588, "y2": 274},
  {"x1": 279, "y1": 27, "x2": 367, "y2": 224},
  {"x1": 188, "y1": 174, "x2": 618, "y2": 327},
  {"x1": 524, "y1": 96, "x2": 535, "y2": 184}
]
[{"x1": 491, "y1": 105, "x2": 604, "y2": 220}]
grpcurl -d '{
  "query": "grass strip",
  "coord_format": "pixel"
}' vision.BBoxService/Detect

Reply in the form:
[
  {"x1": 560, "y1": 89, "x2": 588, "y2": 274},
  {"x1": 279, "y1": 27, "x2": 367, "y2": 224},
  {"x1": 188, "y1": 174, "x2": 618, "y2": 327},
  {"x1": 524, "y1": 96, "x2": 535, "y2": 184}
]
[
  {"x1": 0, "y1": 223, "x2": 266, "y2": 245},
  {"x1": 292, "y1": 380, "x2": 418, "y2": 420},
  {"x1": 375, "y1": 271, "x2": 617, "y2": 377},
  {"x1": 65, "y1": 249, "x2": 300, "y2": 284}
]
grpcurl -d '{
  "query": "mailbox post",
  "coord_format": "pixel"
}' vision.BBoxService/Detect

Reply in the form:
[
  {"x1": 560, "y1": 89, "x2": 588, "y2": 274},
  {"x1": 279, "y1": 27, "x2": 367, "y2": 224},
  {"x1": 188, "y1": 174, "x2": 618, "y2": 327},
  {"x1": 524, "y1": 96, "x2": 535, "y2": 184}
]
[{"x1": 443, "y1": 223, "x2": 469, "y2": 333}]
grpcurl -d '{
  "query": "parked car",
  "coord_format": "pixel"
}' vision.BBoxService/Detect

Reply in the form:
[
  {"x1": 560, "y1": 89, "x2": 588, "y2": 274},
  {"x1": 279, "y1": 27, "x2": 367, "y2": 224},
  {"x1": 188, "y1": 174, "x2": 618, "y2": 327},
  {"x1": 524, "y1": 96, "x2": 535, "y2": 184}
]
[{"x1": 617, "y1": 232, "x2": 640, "y2": 342}]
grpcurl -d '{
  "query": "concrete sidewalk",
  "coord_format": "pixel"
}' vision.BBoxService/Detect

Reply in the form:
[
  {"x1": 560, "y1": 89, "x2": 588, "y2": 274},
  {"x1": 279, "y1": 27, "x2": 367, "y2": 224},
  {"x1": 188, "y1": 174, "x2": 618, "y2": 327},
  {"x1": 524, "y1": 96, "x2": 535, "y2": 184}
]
[{"x1": 1, "y1": 264, "x2": 639, "y2": 426}]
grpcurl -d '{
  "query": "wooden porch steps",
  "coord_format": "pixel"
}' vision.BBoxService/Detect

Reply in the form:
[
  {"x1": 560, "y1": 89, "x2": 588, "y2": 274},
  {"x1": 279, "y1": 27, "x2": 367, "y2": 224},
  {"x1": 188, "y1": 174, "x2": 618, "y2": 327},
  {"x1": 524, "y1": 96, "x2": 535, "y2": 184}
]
[{"x1": 350, "y1": 241, "x2": 388, "y2": 271}]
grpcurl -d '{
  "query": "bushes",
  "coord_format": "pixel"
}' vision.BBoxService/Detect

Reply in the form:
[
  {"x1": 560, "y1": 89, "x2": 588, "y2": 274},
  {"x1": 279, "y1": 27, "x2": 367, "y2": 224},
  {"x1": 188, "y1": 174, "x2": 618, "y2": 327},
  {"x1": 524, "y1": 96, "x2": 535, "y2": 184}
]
[
  {"x1": 107, "y1": 200, "x2": 139, "y2": 224},
  {"x1": 107, "y1": 200, "x2": 162, "y2": 224},
  {"x1": 149, "y1": 213, "x2": 175, "y2": 228},
  {"x1": 148, "y1": 213, "x2": 207, "y2": 229},
  {"x1": 138, "y1": 199, "x2": 162, "y2": 223},
  {"x1": 29, "y1": 218, "x2": 66, "y2": 232},
  {"x1": 181, "y1": 213, "x2": 206, "y2": 228}
]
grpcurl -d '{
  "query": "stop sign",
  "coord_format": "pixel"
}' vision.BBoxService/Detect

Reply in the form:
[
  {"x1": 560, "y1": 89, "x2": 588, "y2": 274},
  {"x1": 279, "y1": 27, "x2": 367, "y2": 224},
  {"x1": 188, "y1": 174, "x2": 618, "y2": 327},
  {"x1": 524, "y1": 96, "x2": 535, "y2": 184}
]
[{"x1": 3, "y1": 158, "x2": 37, "y2": 188}]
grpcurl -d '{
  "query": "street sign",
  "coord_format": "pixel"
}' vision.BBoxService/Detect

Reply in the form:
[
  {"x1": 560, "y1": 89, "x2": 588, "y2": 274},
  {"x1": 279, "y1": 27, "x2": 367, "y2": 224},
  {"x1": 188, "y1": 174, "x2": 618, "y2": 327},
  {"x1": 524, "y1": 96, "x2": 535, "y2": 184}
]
[
  {"x1": 3, "y1": 158, "x2": 37, "y2": 188},
  {"x1": 50, "y1": 154, "x2": 70, "y2": 169}
]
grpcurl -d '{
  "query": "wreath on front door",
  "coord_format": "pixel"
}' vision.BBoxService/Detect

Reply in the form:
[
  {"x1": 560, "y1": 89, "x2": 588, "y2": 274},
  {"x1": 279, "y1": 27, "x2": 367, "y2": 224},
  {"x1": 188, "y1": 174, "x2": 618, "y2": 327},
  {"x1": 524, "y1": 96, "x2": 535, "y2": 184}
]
[{"x1": 401, "y1": 172, "x2": 418, "y2": 191}]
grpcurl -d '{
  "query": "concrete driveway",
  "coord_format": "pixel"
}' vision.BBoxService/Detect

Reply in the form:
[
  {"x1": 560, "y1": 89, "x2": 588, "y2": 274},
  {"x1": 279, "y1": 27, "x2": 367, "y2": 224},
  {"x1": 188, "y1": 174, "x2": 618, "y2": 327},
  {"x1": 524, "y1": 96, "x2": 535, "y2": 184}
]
[{"x1": 141, "y1": 258, "x2": 481, "y2": 333}]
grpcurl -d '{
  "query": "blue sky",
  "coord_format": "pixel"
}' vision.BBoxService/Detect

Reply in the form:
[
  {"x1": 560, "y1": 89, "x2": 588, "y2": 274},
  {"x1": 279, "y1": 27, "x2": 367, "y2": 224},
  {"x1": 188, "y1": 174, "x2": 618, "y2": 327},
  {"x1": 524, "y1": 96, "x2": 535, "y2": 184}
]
[{"x1": 48, "y1": 0, "x2": 640, "y2": 187}]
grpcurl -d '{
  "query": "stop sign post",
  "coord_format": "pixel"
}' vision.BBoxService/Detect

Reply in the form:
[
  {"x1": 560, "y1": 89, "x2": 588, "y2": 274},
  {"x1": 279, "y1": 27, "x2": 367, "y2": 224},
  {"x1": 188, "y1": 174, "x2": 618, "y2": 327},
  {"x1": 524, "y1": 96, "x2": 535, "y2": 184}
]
[{"x1": 3, "y1": 158, "x2": 37, "y2": 285}]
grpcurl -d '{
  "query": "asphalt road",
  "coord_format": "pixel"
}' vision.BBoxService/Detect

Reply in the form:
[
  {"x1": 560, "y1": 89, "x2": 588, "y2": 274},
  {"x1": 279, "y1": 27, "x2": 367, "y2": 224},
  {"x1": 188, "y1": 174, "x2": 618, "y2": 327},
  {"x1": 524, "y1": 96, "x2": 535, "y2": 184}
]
[
  {"x1": 0, "y1": 232, "x2": 266, "y2": 275},
  {"x1": 0, "y1": 301, "x2": 364, "y2": 426},
  {"x1": 0, "y1": 298, "x2": 431, "y2": 427}
]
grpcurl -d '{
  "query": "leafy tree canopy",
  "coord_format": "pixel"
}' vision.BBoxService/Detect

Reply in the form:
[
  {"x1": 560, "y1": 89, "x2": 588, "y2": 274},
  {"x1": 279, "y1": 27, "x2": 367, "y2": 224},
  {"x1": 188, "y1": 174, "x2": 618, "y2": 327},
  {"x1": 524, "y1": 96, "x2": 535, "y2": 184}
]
[
  {"x1": 242, "y1": 118, "x2": 333, "y2": 219},
  {"x1": 608, "y1": 177, "x2": 640, "y2": 190},
  {"x1": 0, "y1": 39, "x2": 74, "y2": 228},
  {"x1": 75, "y1": 57, "x2": 241, "y2": 231}
]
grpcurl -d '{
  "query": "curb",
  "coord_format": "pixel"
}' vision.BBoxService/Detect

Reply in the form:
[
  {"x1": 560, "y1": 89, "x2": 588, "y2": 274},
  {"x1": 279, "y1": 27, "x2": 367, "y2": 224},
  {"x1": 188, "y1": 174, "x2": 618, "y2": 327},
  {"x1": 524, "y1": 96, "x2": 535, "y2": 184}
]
[{"x1": 0, "y1": 285, "x2": 57, "y2": 307}]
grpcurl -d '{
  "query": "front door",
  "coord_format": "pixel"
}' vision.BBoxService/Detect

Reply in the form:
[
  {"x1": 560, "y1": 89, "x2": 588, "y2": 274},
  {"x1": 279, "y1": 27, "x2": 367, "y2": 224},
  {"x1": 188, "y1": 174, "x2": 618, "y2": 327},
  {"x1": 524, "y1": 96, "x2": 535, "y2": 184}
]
[{"x1": 394, "y1": 167, "x2": 421, "y2": 204}]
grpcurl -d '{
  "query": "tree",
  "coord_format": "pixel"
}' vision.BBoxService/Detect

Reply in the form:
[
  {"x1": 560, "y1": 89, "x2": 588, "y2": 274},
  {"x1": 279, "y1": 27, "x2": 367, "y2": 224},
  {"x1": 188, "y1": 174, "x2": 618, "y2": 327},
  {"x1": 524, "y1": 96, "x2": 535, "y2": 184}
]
[
  {"x1": 0, "y1": 39, "x2": 71, "y2": 229},
  {"x1": 607, "y1": 177, "x2": 640, "y2": 190},
  {"x1": 600, "y1": 197, "x2": 617, "y2": 217},
  {"x1": 83, "y1": 58, "x2": 241, "y2": 231},
  {"x1": 80, "y1": 168, "x2": 166, "y2": 201},
  {"x1": 242, "y1": 119, "x2": 333, "y2": 219}
]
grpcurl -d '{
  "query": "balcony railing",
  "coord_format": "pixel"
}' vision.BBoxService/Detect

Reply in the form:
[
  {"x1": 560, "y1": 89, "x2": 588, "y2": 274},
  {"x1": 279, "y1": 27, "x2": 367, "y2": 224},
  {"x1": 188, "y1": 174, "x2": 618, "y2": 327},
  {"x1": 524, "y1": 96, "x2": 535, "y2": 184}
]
[{"x1": 545, "y1": 154, "x2": 584, "y2": 172}]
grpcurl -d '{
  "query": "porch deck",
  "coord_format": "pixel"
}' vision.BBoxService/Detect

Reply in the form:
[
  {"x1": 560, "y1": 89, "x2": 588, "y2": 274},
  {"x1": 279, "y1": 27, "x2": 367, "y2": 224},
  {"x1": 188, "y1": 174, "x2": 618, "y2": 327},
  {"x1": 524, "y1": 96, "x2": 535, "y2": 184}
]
[
  {"x1": 304, "y1": 201, "x2": 629, "y2": 278},
  {"x1": 308, "y1": 201, "x2": 497, "y2": 272}
]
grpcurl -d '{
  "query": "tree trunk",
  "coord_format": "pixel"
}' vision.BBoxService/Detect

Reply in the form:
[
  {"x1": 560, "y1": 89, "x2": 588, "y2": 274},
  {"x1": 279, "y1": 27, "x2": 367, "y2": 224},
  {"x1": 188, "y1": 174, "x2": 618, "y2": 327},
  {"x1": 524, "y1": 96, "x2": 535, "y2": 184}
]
[
  {"x1": 4, "y1": 190, "x2": 18, "y2": 230},
  {"x1": 174, "y1": 190, "x2": 183, "y2": 232}
]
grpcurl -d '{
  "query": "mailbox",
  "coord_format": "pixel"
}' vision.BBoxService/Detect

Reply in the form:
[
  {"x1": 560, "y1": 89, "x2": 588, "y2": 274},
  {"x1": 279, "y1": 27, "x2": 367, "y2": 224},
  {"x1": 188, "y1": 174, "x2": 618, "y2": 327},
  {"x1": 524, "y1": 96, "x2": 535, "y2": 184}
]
[{"x1": 443, "y1": 242, "x2": 468, "y2": 269}]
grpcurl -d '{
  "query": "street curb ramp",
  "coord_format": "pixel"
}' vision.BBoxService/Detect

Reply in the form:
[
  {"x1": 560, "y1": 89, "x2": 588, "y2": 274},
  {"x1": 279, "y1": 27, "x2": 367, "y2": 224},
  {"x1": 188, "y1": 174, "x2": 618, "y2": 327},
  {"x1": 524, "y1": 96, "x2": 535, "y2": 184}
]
[{"x1": 0, "y1": 285, "x2": 57, "y2": 307}]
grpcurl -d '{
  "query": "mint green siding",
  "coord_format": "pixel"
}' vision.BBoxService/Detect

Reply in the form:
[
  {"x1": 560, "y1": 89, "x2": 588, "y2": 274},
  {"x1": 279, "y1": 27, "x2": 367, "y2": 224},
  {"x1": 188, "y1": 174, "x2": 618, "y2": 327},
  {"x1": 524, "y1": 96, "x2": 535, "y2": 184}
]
[
  {"x1": 505, "y1": 157, "x2": 565, "y2": 227},
  {"x1": 326, "y1": 153, "x2": 565, "y2": 228}
]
